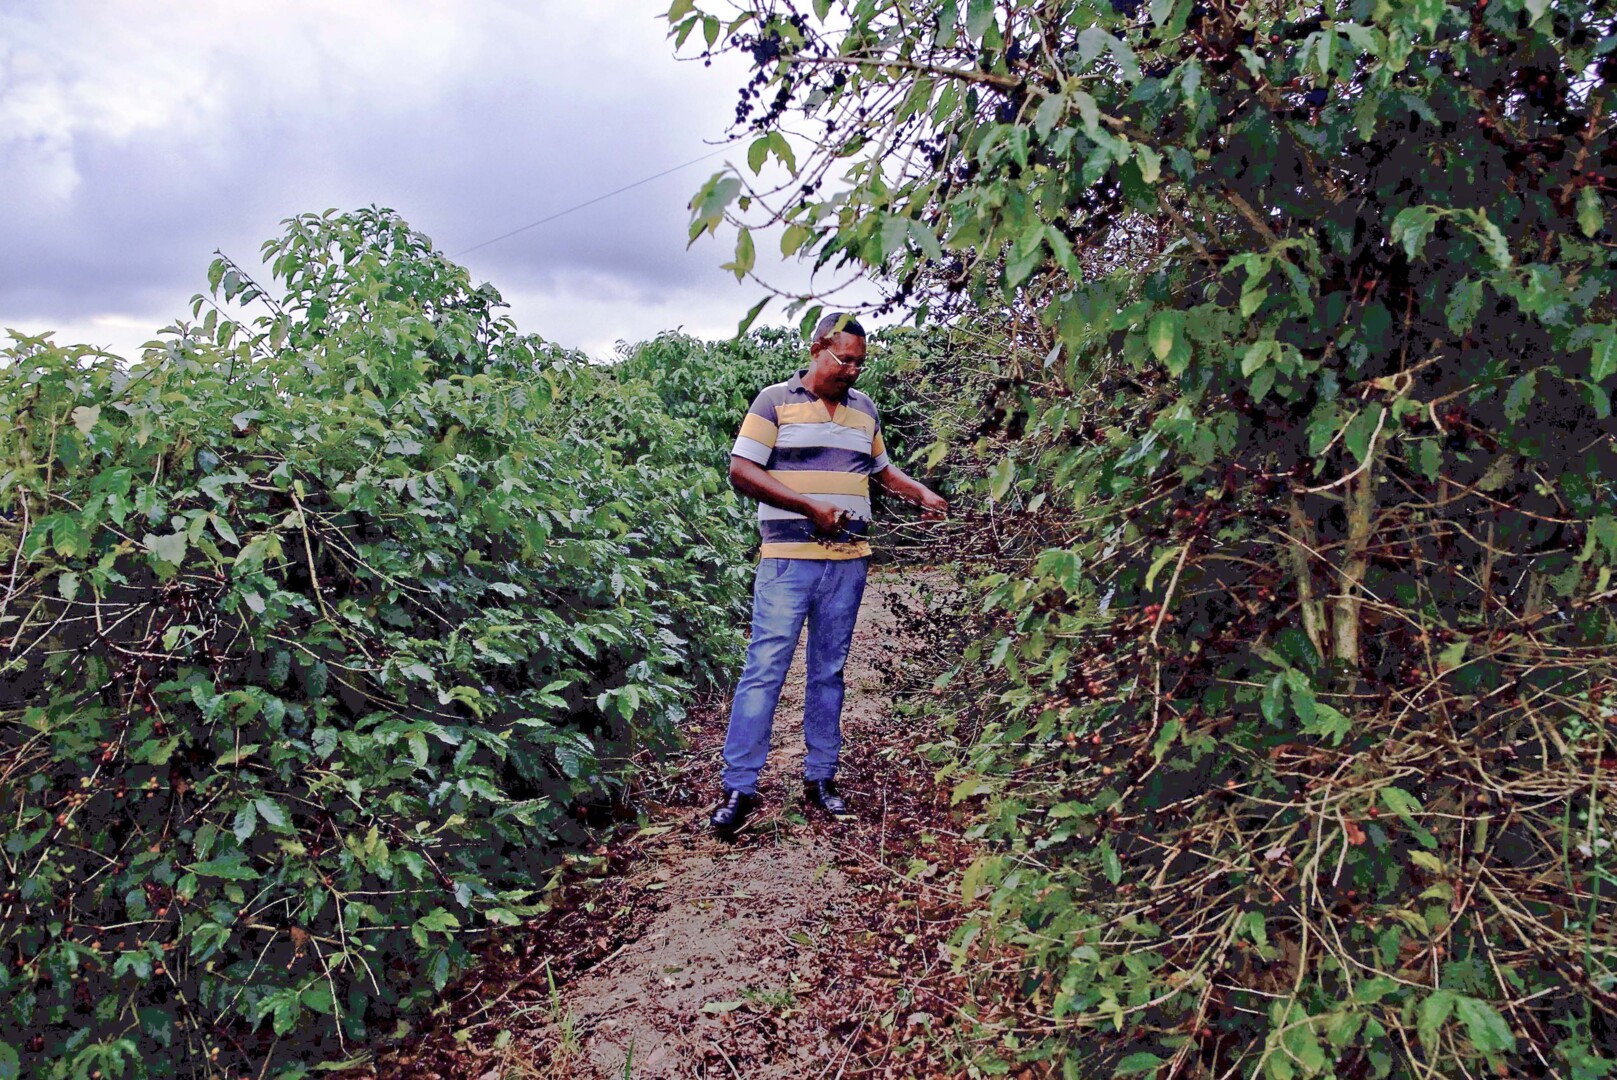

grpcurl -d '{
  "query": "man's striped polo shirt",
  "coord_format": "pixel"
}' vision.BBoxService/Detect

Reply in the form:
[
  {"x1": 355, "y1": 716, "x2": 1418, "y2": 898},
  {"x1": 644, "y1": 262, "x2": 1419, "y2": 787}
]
[{"x1": 730, "y1": 369, "x2": 891, "y2": 560}]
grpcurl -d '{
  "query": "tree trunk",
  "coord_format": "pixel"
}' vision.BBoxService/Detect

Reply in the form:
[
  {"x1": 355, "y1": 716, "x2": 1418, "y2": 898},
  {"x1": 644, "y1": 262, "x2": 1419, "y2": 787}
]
[
  {"x1": 1286, "y1": 496, "x2": 1327, "y2": 661},
  {"x1": 1331, "y1": 465, "x2": 1377, "y2": 672}
]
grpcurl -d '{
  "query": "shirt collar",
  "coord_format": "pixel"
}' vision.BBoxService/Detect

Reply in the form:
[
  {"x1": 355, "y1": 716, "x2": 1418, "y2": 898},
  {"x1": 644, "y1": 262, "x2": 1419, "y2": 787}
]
[{"x1": 787, "y1": 367, "x2": 849, "y2": 404}]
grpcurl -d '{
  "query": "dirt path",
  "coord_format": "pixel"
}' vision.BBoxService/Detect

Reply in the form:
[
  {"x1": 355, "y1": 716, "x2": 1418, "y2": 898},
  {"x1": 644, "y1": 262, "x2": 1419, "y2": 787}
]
[
  {"x1": 549, "y1": 570, "x2": 944, "y2": 1079},
  {"x1": 382, "y1": 568, "x2": 985, "y2": 1079}
]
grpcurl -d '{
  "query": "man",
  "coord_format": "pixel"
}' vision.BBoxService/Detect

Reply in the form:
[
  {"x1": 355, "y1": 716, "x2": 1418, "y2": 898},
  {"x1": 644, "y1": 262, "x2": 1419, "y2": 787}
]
[{"x1": 710, "y1": 313, "x2": 948, "y2": 834}]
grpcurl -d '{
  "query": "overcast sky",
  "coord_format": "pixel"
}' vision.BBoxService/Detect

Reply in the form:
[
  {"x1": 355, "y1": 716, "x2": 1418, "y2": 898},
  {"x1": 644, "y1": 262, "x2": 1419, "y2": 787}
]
[{"x1": 0, "y1": 1, "x2": 874, "y2": 360}]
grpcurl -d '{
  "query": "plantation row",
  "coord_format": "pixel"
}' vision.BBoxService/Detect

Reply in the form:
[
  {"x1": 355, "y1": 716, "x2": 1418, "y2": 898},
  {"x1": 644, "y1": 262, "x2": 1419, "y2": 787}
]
[
  {"x1": 0, "y1": 210, "x2": 930, "y2": 1077},
  {"x1": 681, "y1": 0, "x2": 1617, "y2": 1075}
]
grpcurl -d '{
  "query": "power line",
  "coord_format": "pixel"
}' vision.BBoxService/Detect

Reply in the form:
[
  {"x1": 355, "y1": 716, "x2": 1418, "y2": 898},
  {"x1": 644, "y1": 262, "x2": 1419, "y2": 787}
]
[{"x1": 452, "y1": 145, "x2": 735, "y2": 257}]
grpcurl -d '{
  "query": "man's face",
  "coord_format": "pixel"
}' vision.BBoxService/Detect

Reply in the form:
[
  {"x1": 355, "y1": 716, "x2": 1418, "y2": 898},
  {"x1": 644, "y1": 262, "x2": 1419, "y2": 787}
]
[{"x1": 810, "y1": 332, "x2": 867, "y2": 394}]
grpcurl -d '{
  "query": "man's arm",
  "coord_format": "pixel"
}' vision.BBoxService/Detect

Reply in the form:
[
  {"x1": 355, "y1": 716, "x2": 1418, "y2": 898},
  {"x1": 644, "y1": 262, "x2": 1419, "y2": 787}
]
[
  {"x1": 729, "y1": 457, "x2": 852, "y2": 536},
  {"x1": 872, "y1": 464, "x2": 949, "y2": 518}
]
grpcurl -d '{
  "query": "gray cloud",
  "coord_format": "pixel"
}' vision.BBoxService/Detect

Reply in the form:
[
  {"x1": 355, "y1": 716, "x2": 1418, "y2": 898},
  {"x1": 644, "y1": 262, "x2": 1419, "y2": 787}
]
[{"x1": 0, "y1": 1, "x2": 869, "y2": 358}]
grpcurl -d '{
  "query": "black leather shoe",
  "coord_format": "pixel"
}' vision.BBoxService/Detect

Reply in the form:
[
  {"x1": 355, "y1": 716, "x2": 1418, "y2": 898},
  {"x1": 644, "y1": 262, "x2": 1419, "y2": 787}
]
[
  {"x1": 804, "y1": 779, "x2": 852, "y2": 818},
  {"x1": 709, "y1": 789, "x2": 759, "y2": 833}
]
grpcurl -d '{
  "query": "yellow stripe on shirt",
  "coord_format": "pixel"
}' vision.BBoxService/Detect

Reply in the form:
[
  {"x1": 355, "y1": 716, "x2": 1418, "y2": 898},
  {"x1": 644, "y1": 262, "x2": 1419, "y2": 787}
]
[
  {"x1": 774, "y1": 401, "x2": 827, "y2": 427},
  {"x1": 760, "y1": 540, "x2": 871, "y2": 560},
  {"x1": 739, "y1": 412, "x2": 778, "y2": 446},
  {"x1": 768, "y1": 470, "x2": 871, "y2": 496},
  {"x1": 829, "y1": 407, "x2": 876, "y2": 435}
]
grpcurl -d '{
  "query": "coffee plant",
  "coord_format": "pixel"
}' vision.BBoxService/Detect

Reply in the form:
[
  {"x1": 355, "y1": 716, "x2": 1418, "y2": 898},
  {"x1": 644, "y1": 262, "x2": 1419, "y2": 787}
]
[
  {"x1": 679, "y1": 0, "x2": 1617, "y2": 1074},
  {"x1": 0, "y1": 208, "x2": 759, "y2": 1077}
]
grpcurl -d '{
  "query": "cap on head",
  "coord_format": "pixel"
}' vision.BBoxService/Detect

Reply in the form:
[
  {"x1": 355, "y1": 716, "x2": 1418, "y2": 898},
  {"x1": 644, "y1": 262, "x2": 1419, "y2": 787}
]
[{"x1": 811, "y1": 312, "x2": 866, "y2": 348}]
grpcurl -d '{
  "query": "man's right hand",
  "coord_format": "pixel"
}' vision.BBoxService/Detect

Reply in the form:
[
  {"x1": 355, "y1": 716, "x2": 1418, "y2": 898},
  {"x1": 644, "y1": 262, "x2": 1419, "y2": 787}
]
[{"x1": 806, "y1": 501, "x2": 852, "y2": 536}]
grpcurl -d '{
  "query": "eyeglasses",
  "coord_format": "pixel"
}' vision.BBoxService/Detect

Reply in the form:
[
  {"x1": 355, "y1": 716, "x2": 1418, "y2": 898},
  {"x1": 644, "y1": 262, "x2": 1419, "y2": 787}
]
[{"x1": 815, "y1": 344, "x2": 867, "y2": 370}]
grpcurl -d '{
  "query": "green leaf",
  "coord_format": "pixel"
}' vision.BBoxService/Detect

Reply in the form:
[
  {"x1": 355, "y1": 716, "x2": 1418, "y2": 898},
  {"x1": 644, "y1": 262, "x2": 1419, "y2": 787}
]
[
  {"x1": 428, "y1": 949, "x2": 451, "y2": 991},
  {"x1": 702, "y1": 999, "x2": 746, "y2": 1014},
  {"x1": 1005, "y1": 223, "x2": 1046, "y2": 288},
  {"x1": 1241, "y1": 340, "x2": 1273, "y2": 376},
  {"x1": 1416, "y1": 439, "x2": 1441, "y2": 480},
  {"x1": 1115, "y1": 1052, "x2": 1166, "y2": 1076},
  {"x1": 727, "y1": 229, "x2": 756, "y2": 281},
  {"x1": 799, "y1": 304, "x2": 823, "y2": 341},
  {"x1": 1145, "y1": 545, "x2": 1180, "y2": 593},
  {"x1": 1282, "y1": 1012, "x2": 1327, "y2": 1073},
  {"x1": 965, "y1": 0, "x2": 996, "y2": 40},
  {"x1": 1261, "y1": 672, "x2": 1286, "y2": 723},
  {"x1": 1098, "y1": 838, "x2": 1122, "y2": 885},
  {"x1": 1342, "y1": 407, "x2": 1383, "y2": 464},
  {"x1": 961, "y1": 854, "x2": 998, "y2": 901},
  {"x1": 1152, "y1": 717, "x2": 1182, "y2": 760},
  {"x1": 0, "y1": 1041, "x2": 18, "y2": 1080},
  {"x1": 1351, "y1": 976, "x2": 1400, "y2": 1004},
  {"x1": 1240, "y1": 283, "x2": 1268, "y2": 318},
  {"x1": 132, "y1": 736, "x2": 179, "y2": 765},
  {"x1": 1250, "y1": 365, "x2": 1276, "y2": 402},
  {"x1": 1243, "y1": 910, "x2": 1270, "y2": 951},
  {"x1": 1591, "y1": 327, "x2": 1617, "y2": 383},
  {"x1": 411, "y1": 907, "x2": 461, "y2": 948},
  {"x1": 1149, "y1": 0, "x2": 1179, "y2": 28},
  {"x1": 1578, "y1": 185, "x2": 1605, "y2": 238},
  {"x1": 1148, "y1": 311, "x2": 1179, "y2": 363},
  {"x1": 144, "y1": 530, "x2": 189, "y2": 567},
  {"x1": 1380, "y1": 786, "x2": 1423, "y2": 817},
  {"x1": 1034, "y1": 92, "x2": 1066, "y2": 138},
  {"x1": 217, "y1": 743, "x2": 260, "y2": 767},
  {"x1": 254, "y1": 798, "x2": 289, "y2": 829},
  {"x1": 233, "y1": 801, "x2": 257, "y2": 842},
  {"x1": 1460, "y1": 209, "x2": 1512, "y2": 269},
  {"x1": 1454, "y1": 996, "x2": 1515, "y2": 1055},
  {"x1": 1444, "y1": 278, "x2": 1483, "y2": 334},
  {"x1": 766, "y1": 131, "x2": 797, "y2": 174},
  {"x1": 1134, "y1": 144, "x2": 1162, "y2": 184},
  {"x1": 910, "y1": 219, "x2": 945, "y2": 262},
  {"x1": 300, "y1": 983, "x2": 336, "y2": 1016},
  {"x1": 882, "y1": 214, "x2": 912, "y2": 261},
  {"x1": 1381, "y1": 786, "x2": 1437, "y2": 848},
  {"x1": 736, "y1": 296, "x2": 770, "y2": 337},
  {"x1": 1418, "y1": 990, "x2": 1457, "y2": 1053},
  {"x1": 1071, "y1": 90, "x2": 1102, "y2": 139},
  {"x1": 190, "y1": 854, "x2": 261, "y2": 880},
  {"x1": 1504, "y1": 372, "x2": 1536, "y2": 423},
  {"x1": 1409, "y1": 850, "x2": 1444, "y2": 873},
  {"x1": 988, "y1": 456, "x2": 1015, "y2": 501},
  {"x1": 1307, "y1": 701, "x2": 1352, "y2": 745},
  {"x1": 781, "y1": 224, "x2": 812, "y2": 256},
  {"x1": 747, "y1": 136, "x2": 771, "y2": 175},
  {"x1": 1390, "y1": 206, "x2": 1439, "y2": 260}
]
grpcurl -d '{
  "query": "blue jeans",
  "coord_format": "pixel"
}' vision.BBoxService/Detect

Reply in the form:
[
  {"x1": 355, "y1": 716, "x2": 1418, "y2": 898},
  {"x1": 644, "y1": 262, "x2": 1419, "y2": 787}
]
[{"x1": 721, "y1": 557, "x2": 870, "y2": 794}]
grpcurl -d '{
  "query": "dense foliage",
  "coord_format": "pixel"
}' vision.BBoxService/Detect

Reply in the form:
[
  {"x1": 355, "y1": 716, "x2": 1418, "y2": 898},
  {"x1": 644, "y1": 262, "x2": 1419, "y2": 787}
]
[
  {"x1": 0, "y1": 210, "x2": 775, "y2": 1077},
  {"x1": 678, "y1": 0, "x2": 1617, "y2": 1074}
]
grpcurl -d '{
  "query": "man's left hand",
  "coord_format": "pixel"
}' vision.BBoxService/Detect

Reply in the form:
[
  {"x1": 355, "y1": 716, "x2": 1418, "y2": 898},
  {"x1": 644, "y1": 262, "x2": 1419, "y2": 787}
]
[{"x1": 918, "y1": 490, "x2": 949, "y2": 521}]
